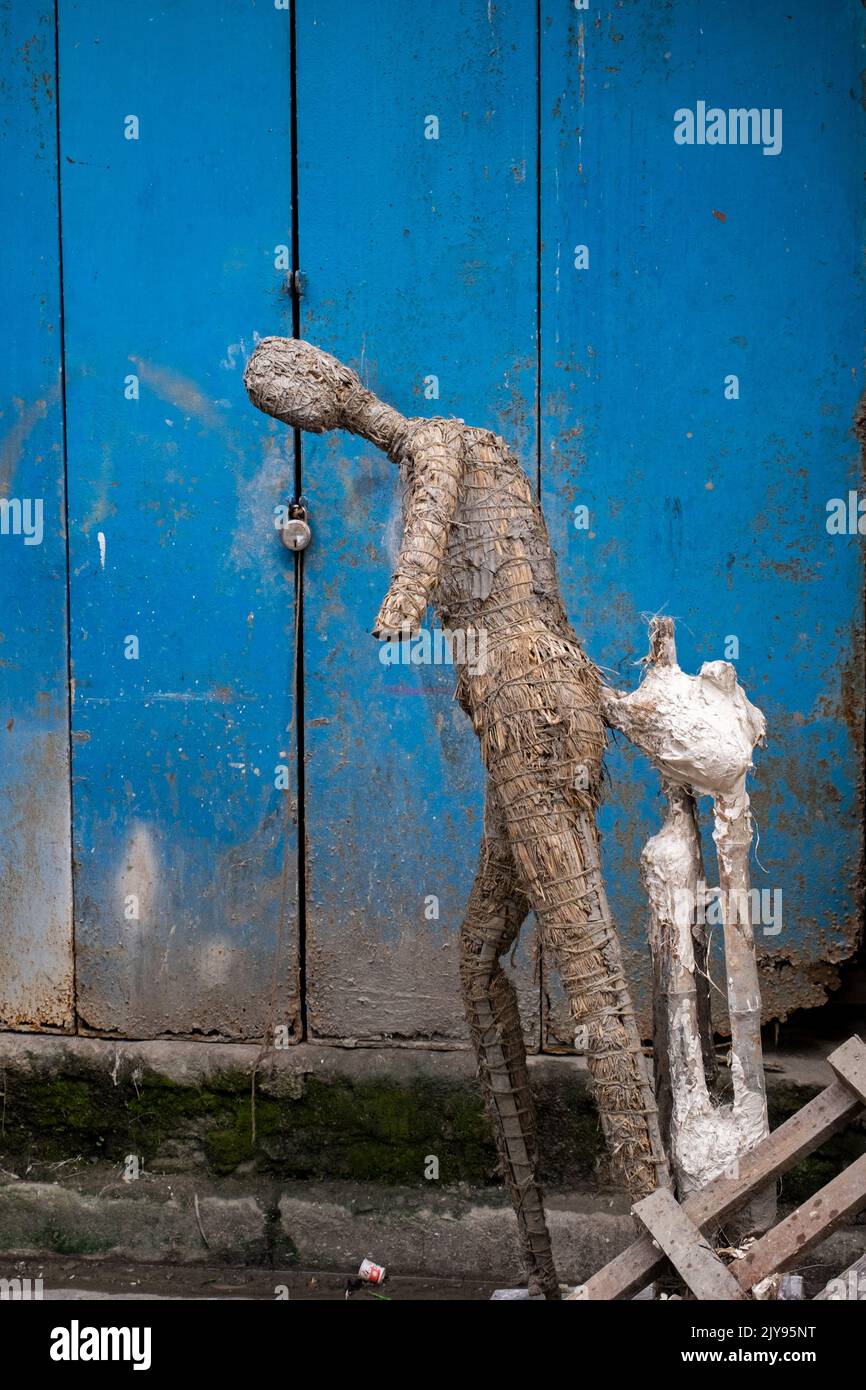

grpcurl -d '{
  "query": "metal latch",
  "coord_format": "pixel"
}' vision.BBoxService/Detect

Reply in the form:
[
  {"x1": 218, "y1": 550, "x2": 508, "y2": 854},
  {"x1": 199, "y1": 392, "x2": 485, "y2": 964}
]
[{"x1": 280, "y1": 501, "x2": 312, "y2": 552}]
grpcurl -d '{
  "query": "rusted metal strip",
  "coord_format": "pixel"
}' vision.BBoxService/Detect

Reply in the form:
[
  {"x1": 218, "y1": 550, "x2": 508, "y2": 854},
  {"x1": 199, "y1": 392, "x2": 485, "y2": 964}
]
[
  {"x1": 633, "y1": 1189, "x2": 746, "y2": 1301},
  {"x1": 575, "y1": 1075, "x2": 863, "y2": 1300},
  {"x1": 734, "y1": 1154, "x2": 866, "y2": 1292},
  {"x1": 827, "y1": 1036, "x2": 866, "y2": 1106}
]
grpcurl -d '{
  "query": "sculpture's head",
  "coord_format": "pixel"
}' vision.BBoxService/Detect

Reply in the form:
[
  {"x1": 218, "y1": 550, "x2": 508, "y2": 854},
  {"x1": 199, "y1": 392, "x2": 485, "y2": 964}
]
[{"x1": 243, "y1": 336, "x2": 362, "y2": 434}]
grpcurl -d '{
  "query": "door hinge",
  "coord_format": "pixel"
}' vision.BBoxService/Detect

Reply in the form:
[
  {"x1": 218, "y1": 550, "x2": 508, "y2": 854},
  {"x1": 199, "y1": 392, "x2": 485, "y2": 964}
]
[{"x1": 284, "y1": 269, "x2": 306, "y2": 299}]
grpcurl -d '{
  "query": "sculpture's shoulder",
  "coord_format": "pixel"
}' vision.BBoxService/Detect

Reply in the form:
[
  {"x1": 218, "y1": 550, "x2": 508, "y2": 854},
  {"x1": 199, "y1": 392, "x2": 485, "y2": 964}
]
[
  {"x1": 457, "y1": 425, "x2": 535, "y2": 490},
  {"x1": 403, "y1": 416, "x2": 467, "y2": 455},
  {"x1": 462, "y1": 423, "x2": 518, "y2": 457},
  {"x1": 399, "y1": 419, "x2": 539, "y2": 520}
]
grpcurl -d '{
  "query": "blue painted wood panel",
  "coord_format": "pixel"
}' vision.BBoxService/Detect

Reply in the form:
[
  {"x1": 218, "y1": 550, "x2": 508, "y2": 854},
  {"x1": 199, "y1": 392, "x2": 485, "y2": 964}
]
[
  {"x1": 0, "y1": 1, "x2": 74, "y2": 1029},
  {"x1": 296, "y1": 0, "x2": 541, "y2": 1040},
  {"x1": 57, "y1": 1, "x2": 300, "y2": 1037},
  {"x1": 540, "y1": 0, "x2": 864, "y2": 1034}
]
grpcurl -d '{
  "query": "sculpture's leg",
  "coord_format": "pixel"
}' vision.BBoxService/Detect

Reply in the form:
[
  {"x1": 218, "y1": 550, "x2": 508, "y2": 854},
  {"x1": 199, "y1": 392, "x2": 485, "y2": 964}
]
[
  {"x1": 563, "y1": 808, "x2": 669, "y2": 1196},
  {"x1": 641, "y1": 782, "x2": 718, "y2": 1195},
  {"x1": 486, "y1": 753, "x2": 669, "y2": 1198},
  {"x1": 459, "y1": 788, "x2": 559, "y2": 1299},
  {"x1": 713, "y1": 789, "x2": 775, "y2": 1234}
]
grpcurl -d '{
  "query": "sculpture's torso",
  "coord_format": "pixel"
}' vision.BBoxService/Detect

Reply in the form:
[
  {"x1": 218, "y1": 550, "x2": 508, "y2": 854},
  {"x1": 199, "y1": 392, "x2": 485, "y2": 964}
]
[
  {"x1": 397, "y1": 421, "x2": 603, "y2": 785},
  {"x1": 430, "y1": 426, "x2": 571, "y2": 630}
]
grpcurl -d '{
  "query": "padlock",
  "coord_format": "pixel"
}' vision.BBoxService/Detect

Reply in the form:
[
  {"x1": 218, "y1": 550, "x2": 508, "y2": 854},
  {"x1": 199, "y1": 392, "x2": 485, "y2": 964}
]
[{"x1": 280, "y1": 504, "x2": 312, "y2": 552}]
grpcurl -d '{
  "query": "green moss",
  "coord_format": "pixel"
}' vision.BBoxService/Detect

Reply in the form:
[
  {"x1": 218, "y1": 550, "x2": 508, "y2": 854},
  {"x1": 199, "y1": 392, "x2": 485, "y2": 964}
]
[
  {"x1": 1, "y1": 1061, "x2": 856, "y2": 1195},
  {"x1": 35, "y1": 1224, "x2": 114, "y2": 1256},
  {"x1": 0, "y1": 1063, "x2": 499, "y2": 1183},
  {"x1": 261, "y1": 1076, "x2": 496, "y2": 1184},
  {"x1": 30, "y1": 1078, "x2": 102, "y2": 1129},
  {"x1": 202, "y1": 1096, "x2": 282, "y2": 1175},
  {"x1": 6, "y1": 1075, "x2": 115, "y2": 1161}
]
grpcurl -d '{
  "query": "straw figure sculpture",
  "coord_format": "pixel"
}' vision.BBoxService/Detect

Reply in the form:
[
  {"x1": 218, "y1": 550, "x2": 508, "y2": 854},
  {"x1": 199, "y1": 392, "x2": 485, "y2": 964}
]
[{"x1": 244, "y1": 338, "x2": 670, "y2": 1299}]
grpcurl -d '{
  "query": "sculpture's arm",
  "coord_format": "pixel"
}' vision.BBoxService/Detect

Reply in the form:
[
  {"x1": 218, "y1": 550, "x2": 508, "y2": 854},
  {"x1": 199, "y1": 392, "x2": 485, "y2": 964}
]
[{"x1": 372, "y1": 420, "x2": 462, "y2": 637}]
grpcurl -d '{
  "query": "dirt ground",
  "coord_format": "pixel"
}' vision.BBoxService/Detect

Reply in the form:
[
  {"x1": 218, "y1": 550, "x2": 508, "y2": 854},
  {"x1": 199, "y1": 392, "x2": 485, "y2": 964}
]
[{"x1": 21, "y1": 1255, "x2": 498, "y2": 1301}]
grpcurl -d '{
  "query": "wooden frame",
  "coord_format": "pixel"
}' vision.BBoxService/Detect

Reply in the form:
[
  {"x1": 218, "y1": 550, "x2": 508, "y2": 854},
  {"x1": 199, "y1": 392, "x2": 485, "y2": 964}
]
[{"x1": 568, "y1": 1036, "x2": 866, "y2": 1301}]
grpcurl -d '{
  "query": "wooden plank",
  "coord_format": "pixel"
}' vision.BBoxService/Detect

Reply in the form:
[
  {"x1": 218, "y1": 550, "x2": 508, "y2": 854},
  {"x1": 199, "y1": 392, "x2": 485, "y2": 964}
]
[
  {"x1": 735, "y1": 1154, "x2": 866, "y2": 1292},
  {"x1": 828, "y1": 1037, "x2": 866, "y2": 1105},
  {"x1": 633, "y1": 1189, "x2": 746, "y2": 1301},
  {"x1": 814, "y1": 1252, "x2": 866, "y2": 1301},
  {"x1": 574, "y1": 1076, "x2": 863, "y2": 1300}
]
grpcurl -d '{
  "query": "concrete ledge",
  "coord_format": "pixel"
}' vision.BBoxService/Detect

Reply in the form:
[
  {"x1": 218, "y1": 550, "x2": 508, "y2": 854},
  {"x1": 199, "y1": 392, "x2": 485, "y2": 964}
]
[
  {"x1": 0, "y1": 1168, "x2": 629, "y2": 1279},
  {"x1": 0, "y1": 1029, "x2": 845, "y2": 1088},
  {"x1": 0, "y1": 1178, "x2": 268, "y2": 1263},
  {"x1": 1, "y1": 1170, "x2": 864, "y2": 1295},
  {"x1": 277, "y1": 1186, "x2": 635, "y2": 1286}
]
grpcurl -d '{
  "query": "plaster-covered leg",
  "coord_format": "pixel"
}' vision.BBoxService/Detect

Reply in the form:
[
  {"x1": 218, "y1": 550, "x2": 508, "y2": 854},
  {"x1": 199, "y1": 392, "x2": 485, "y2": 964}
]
[
  {"x1": 641, "y1": 782, "x2": 735, "y2": 1195},
  {"x1": 642, "y1": 784, "x2": 706, "y2": 1175},
  {"x1": 713, "y1": 788, "x2": 775, "y2": 1232}
]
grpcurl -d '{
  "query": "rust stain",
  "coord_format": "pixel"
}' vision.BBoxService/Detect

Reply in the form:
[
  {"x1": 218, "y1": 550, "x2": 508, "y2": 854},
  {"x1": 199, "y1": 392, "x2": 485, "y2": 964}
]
[
  {"x1": 0, "y1": 396, "x2": 51, "y2": 496},
  {"x1": 0, "y1": 730, "x2": 74, "y2": 1030},
  {"x1": 577, "y1": 21, "x2": 586, "y2": 108},
  {"x1": 128, "y1": 357, "x2": 223, "y2": 431},
  {"x1": 79, "y1": 444, "x2": 118, "y2": 537}
]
